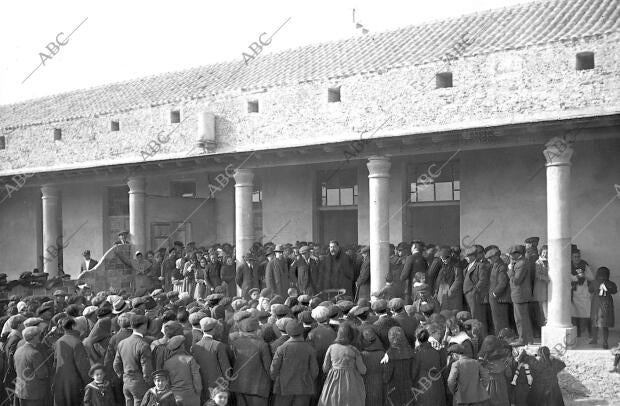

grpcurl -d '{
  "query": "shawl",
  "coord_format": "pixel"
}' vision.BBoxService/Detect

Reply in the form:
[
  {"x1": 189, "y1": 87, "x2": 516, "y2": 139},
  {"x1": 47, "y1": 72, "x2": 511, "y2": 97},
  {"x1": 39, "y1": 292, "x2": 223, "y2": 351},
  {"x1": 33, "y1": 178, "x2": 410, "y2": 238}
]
[{"x1": 386, "y1": 326, "x2": 415, "y2": 360}]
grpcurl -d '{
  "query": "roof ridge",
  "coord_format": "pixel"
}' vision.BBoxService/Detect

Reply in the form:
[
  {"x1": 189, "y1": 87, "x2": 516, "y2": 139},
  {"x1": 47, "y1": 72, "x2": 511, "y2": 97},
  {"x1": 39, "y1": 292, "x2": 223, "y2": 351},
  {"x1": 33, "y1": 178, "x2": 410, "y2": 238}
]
[{"x1": 0, "y1": 0, "x2": 567, "y2": 109}]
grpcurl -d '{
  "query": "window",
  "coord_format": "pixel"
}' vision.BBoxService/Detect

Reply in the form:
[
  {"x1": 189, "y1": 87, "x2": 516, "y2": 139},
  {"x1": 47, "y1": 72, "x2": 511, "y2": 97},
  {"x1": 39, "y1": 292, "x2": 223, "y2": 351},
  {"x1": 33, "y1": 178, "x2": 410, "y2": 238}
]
[
  {"x1": 319, "y1": 169, "x2": 358, "y2": 206},
  {"x1": 170, "y1": 110, "x2": 181, "y2": 124},
  {"x1": 0, "y1": 136, "x2": 5, "y2": 150},
  {"x1": 252, "y1": 188, "x2": 262, "y2": 205},
  {"x1": 53, "y1": 128, "x2": 62, "y2": 141},
  {"x1": 248, "y1": 100, "x2": 259, "y2": 113},
  {"x1": 409, "y1": 162, "x2": 459, "y2": 202},
  {"x1": 111, "y1": 120, "x2": 120, "y2": 131},
  {"x1": 576, "y1": 52, "x2": 594, "y2": 71},
  {"x1": 108, "y1": 186, "x2": 129, "y2": 216},
  {"x1": 171, "y1": 181, "x2": 196, "y2": 198},
  {"x1": 436, "y1": 72, "x2": 453, "y2": 88},
  {"x1": 328, "y1": 87, "x2": 341, "y2": 103}
]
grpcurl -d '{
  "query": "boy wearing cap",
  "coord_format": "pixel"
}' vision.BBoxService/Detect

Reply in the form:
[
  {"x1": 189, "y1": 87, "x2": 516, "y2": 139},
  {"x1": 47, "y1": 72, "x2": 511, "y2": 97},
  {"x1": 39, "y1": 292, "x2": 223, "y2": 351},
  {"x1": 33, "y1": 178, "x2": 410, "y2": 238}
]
[{"x1": 140, "y1": 370, "x2": 177, "y2": 406}]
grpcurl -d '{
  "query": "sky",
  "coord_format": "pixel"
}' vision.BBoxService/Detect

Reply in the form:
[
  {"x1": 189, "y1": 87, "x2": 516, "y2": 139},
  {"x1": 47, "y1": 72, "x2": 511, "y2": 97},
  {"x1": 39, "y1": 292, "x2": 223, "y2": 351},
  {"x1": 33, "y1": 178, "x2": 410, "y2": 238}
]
[{"x1": 0, "y1": 0, "x2": 534, "y2": 105}]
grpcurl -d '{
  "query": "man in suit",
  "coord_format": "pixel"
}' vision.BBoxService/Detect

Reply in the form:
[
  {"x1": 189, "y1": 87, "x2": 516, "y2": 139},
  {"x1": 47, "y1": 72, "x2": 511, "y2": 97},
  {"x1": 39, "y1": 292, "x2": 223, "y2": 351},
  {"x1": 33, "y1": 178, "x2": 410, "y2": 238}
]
[
  {"x1": 486, "y1": 247, "x2": 511, "y2": 334},
  {"x1": 236, "y1": 251, "x2": 258, "y2": 298},
  {"x1": 191, "y1": 317, "x2": 231, "y2": 405},
  {"x1": 113, "y1": 314, "x2": 153, "y2": 406},
  {"x1": 289, "y1": 245, "x2": 320, "y2": 295},
  {"x1": 372, "y1": 299, "x2": 400, "y2": 350},
  {"x1": 80, "y1": 250, "x2": 98, "y2": 273},
  {"x1": 14, "y1": 326, "x2": 50, "y2": 406},
  {"x1": 104, "y1": 312, "x2": 132, "y2": 404},
  {"x1": 508, "y1": 244, "x2": 533, "y2": 346},
  {"x1": 462, "y1": 247, "x2": 489, "y2": 337},
  {"x1": 355, "y1": 246, "x2": 371, "y2": 301},
  {"x1": 320, "y1": 240, "x2": 353, "y2": 295},
  {"x1": 400, "y1": 240, "x2": 428, "y2": 304},
  {"x1": 265, "y1": 245, "x2": 290, "y2": 297}
]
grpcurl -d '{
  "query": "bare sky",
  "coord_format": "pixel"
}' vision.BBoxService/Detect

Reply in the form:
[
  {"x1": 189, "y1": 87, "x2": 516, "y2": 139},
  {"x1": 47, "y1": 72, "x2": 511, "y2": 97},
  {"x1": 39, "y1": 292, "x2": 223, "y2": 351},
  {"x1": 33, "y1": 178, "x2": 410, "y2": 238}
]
[{"x1": 0, "y1": 0, "x2": 534, "y2": 105}]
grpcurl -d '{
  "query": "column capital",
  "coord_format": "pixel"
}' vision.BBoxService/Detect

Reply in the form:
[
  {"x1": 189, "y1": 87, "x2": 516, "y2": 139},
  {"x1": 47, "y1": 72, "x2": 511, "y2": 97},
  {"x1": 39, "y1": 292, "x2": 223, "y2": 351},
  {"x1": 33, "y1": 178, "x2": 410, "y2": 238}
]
[
  {"x1": 367, "y1": 156, "x2": 391, "y2": 178},
  {"x1": 41, "y1": 184, "x2": 60, "y2": 199},
  {"x1": 127, "y1": 177, "x2": 146, "y2": 193},
  {"x1": 234, "y1": 168, "x2": 254, "y2": 187},
  {"x1": 544, "y1": 136, "x2": 573, "y2": 166}
]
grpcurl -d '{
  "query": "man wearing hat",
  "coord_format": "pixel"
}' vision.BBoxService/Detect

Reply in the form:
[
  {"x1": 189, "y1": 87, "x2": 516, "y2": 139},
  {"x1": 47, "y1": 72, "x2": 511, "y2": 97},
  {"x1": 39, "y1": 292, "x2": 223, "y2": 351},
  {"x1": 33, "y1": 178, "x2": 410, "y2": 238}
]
[
  {"x1": 53, "y1": 289, "x2": 68, "y2": 314},
  {"x1": 188, "y1": 311, "x2": 208, "y2": 345},
  {"x1": 113, "y1": 314, "x2": 153, "y2": 405},
  {"x1": 271, "y1": 319, "x2": 319, "y2": 406},
  {"x1": 13, "y1": 325, "x2": 50, "y2": 405},
  {"x1": 228, "y1": 317, "x2": 272, "y2": 406},
  {"x1": 191, "y1": 317, "x2": 230, "y2": 404},
  {"x1": 401, "y1": 240, "x2": 428, "y2": 304},
  {"x1": 508, "y1": 245, "x2": 533, "y2": 345},
  {"x1": 390, "y1": 298, "x2": 418, "y2": 347},
  {"x1": 266, "y1": 245, "x2": 290, "y2": 297},
  {"x1": 117, "y1": 230, "x2": 130, "y2": 245},
  {"x1": 372, "y1": 299, "x2": 400, "y2": 349},
  {"x1": 355, "y1": 246, "x2": 371, "y2": 301},
  {"x1": 487, "y1": 247, "x2": 511, "y2": 334},
  {"x1": 308, "y1": 306, "x2": 337, "y2": 385},
  {"x1": 80, "y1": 249, "x2": 99, "y2": 273},
  {"x1": 236, "y1": 251, "x2": 259, "y2": 299},
  {"x1": 289, "y1": 245, "x2": 319, "y2": 296},
  {"x1": 462, "y1": 246, "x2": 489, "y2": 337}
]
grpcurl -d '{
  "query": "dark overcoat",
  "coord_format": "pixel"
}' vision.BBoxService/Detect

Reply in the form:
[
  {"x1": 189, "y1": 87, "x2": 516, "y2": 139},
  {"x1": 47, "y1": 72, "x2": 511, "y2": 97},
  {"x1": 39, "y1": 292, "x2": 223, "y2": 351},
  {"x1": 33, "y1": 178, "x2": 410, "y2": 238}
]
[
  {"x1": 14, "y1": 341, "x2": 50, "y2": 400},
  {"x1": 190, "y1": 335, "x2": 231, "y2": 403},
  {"x1": 54, "y1": 330, "x2": 91, "y2": 406},
  {"x1": 235, "y1": 262, "x2": 258, "y2": 298},
  {"x1": 228, "y1": 333, "x2": 272, "y2": 398},
  {"x1": 413, "y1": 342, "x2": 447, "y2": 406},
  {"x1": 270, "y1": 336, "x2": 318, "y2": 395}
]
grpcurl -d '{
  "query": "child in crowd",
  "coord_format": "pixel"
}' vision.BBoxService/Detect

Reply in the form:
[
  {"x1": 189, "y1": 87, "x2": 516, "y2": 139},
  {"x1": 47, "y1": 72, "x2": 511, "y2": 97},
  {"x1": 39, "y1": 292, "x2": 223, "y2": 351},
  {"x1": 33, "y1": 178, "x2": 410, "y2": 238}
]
[
  {"x1": 140, "y1": 370, "x2": 178, "y2": 406},
  {"x1": 206, "y1": 387, "x2": 229, "y2": 406},
  {"x1": 83, "y1": 363, "x2": 114, "y2": 406},
  {"x1": 589, "y1": 266, "x2": 617, "y2": 349}
]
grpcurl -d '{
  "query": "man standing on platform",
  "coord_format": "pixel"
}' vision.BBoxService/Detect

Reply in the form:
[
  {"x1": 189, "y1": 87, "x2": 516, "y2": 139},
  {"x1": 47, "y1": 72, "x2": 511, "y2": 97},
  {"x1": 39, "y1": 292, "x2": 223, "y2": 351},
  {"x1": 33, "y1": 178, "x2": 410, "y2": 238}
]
[
  {"x1": 463, "y1": 247, "x2": 489, "y2": 337},
  {"x1": 266, "y1": 245, "x2": 290, "y2": 297},
  {"x1": 321, "y1": 240, "x2": 353, "y2": 296}
]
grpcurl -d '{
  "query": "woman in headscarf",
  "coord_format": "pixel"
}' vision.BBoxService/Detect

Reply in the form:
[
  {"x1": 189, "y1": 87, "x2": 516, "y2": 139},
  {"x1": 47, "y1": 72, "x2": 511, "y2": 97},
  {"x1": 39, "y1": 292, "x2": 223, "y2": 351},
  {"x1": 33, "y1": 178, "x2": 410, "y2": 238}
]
[
  {"x1": 413, "y1": 328, "x2": 446, "y2": 406},
  {"x1": 318, "y1": 322, "x2": 366, "y2": 406},
  {"x1": 589, "y1": 266, "x2": 617, "y2": 349},
  {"x1": 522, "y1": 346, "x2": 565, "y2": 406},
  {"x1": 163, "y1": 335, "x2": 202, "y2": 406},
  {"x1": 478, "y1": 335, "x2": 511, "y2": 406},
  {"x1": 83, "y1": 317, "x2": 112, "y2": 366},
  {"x1": 382, "y1": 326, "x2": 416, "y2": 406},
  {"x1": 360, "y1": 326, "x2": 386, "y2": 406}
]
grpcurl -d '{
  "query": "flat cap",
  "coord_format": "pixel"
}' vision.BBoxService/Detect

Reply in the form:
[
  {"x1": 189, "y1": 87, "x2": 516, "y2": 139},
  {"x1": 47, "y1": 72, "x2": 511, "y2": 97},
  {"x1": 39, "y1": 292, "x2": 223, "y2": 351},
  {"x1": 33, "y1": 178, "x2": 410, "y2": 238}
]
[
  {"x1": 350, "y1": 306, "x2": 370, "y2": 317},
  {"x1": 23, "y1": 326, "x2": 40, "y2": 341},
  {"x1": 336, "y1": 300, "x2": 355, "y2": 314},
  {"x1": 371, "y1": 299, "x2": 388, "y2": 313},
  {"x1": 388, "y1": 298, "x2": 405, "y2": 312},
  {"x1": 299, "y1": 246, "x2": 310, "y2": 254},
  {"x1": 200, "y1": 317, "x2": 218, "y2": 332},
  {"x1": 239, "y1": 317, "x2": 259, "y2": 333},
  {"x1": 275, "y1": 317, "x2": 293, "y2": 332},
  {"x1": 188, "y1": 311, "x2": 207, "y2": 326},
  {"x1": 53, "y1": 290, "x2": 65, "y2": 297},
  {"x1": 297, "y1": 295, "x2": 311, "y2": 305},
  {"x1": 152, "y1": 369, "x2": 169, "y2": 379},
  {"x1": 311, "y1": 306, "x2": 330, "y2": 323},
  {"x1": 130, "y1": 314, "x2": 147, "y2": 328},
  {"x1": 131, "y1": 297, "x2": 148, "y2": 308},
  {"x1": 23, "y1": 317, "x2": 44, "y2": 327},
  {"x1": 166, "y1": 291, "x2": 179, "y2": 299},
  {"x1": 231, "y1": 299, "x2": 248, "y2": 312},
  {"x1": 248, "y1": 288, "x2": 260, "y2": 296},
  {"x1": 150, "y1": 289, "x2": 164, "y2": 297},
  {"x1": 286, "y1": 319, "x2": 304, "y2": 337},
  {"x1": 83, "y1": 306, "x2": 98, "y2": 317},
  {"x1": 36, "y1": 301, "x2": 54, "y2": 315},
  {"x1": 166, "y1": 335, "x2": 185, "y2": 351},
  {"x1": 485, "y1": 247, "x2": 501, "y2": 259},
  {"x1": 509, "y1": 245, "x2": 526, "y2": 255},
  {"x1": 273, "y1": 304, "x2": 290, "y2": 317},
  {"x1": 525, "y1": 237, "x2": 540, "y2": 244}
]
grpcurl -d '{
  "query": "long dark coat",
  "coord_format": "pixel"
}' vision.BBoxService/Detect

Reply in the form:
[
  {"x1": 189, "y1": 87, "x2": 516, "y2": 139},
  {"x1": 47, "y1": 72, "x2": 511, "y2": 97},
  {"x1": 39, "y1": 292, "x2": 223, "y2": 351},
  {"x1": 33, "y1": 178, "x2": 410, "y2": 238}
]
[
  {"x1": 290, "y1": 256, "x2": 320, "y2": 295},
  {"x1": 321, "y1": 251, "x2": 354, "y2": 295},
  {"x1": 373, "y1": 316, "x2": 400, "y2": 350},
  {"x1": 265, "y1": 257, "x2": 290, "y2": 297},
  {"x1": 356, "y1": 257, "x2": 371, "y2": 301},
  {"x1": 190, "y1": 335, "x2": 231, "y2": 403},
  {"x1": 435, "y1": 260, "x2": 464, "y2": 311},
  {"x1": 235, "y1": 261, "x2": 258, "y2": 298},
  {"x1": 590, "y1": 279, "x2": 617, "y2": 328},
  {"x1": 413, "y1": 342, "x2": 447, "y2": 406},
  {"x1": 54, "y1": 329, "x2": 91, "y2": 406},
  {"x1": 525, "y1": 354, "x2": 565, "y2": 406},
  {"x1": 361, "y1": 340, "x2": 386, "y2": 406},
  {"x1": 228, "y1": 333, "x2": 272, "y2": 398},
  {"x1": 270, "y1": 336, "x2": 318, "y2": 395}
]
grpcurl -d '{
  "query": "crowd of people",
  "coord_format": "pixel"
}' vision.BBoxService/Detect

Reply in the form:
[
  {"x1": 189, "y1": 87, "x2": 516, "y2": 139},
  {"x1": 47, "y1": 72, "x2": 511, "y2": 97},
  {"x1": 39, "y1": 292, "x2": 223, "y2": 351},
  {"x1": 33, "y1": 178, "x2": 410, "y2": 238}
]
[{"x1": 0, "y1": 235, "x2": 617, "y2": 406}]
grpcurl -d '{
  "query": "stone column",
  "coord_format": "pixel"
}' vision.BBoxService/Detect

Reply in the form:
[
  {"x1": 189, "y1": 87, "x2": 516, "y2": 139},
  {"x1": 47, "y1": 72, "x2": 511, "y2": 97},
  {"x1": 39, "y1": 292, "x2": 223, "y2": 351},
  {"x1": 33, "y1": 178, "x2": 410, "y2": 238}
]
[
  {"x1": 234, "y1": 169, "x2": 254, "y2": 296},
  {"x1": 541, "y1": 136, "x2": 577, "y2": 348},
  {"x1": 128, "y1": 177, "x2": 147, "y2": 254},
  {"x1": 41, "y1": 185, "x2": 60, "y2": 276},
  {"x1": 367, "y1": 156, "x2": 391, "y2": 298}
]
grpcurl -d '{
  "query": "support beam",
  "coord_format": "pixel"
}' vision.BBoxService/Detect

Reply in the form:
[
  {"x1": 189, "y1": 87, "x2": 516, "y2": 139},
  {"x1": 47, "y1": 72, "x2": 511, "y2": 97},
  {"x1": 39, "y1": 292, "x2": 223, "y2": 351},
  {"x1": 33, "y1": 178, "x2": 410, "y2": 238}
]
[
  {"x1": 234, "y1": 169, "x2": 254, "y2": 296},
  {"x1": 542, "y1": 136, "x2": 577, "y2": 348},
  {"x1": 41, "y1": 185, "x2": 60, "y2": 276},
  {"x1": 128, "y1": 177, "x2": 147, "y2": 254},
  {"x1": 367, "y1": 156, "x2": 391, "y2": 300}
]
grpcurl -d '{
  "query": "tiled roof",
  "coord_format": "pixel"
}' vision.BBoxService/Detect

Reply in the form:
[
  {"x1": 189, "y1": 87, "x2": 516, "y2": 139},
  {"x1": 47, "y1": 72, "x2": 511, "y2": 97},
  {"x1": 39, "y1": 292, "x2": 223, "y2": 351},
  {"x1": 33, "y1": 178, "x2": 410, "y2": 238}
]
[{"x1": 1, "y1": 0, "x2": 619, "y2": 129}]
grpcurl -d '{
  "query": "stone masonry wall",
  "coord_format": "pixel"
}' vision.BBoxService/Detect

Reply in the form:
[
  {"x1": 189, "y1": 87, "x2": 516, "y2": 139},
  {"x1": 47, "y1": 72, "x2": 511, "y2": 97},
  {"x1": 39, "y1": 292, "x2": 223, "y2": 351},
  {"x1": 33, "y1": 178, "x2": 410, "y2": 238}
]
[{"x1": 0, "y1": 34, "x2": 619, "y2": 173}]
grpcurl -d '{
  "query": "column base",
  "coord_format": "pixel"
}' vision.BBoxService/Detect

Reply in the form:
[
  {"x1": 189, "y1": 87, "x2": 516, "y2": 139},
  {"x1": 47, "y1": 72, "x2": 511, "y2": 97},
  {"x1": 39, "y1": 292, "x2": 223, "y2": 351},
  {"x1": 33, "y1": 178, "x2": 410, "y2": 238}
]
[{"x1": 542, "y1": 325, "x2": 577, "y2": 349}]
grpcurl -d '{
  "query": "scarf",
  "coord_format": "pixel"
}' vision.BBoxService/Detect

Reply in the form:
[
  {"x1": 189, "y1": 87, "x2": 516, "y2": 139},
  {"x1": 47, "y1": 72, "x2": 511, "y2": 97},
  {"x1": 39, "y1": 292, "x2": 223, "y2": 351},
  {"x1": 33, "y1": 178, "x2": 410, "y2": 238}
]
[
  {"x1": 511, "y1": 362, "x2": 533, "y2": 386},
  {"x1": 599, "y1": 282, "x2": 608, "y2": 297},
  {"x1": 429, "y1": 336, "x2": 443, "y2": 351}
]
